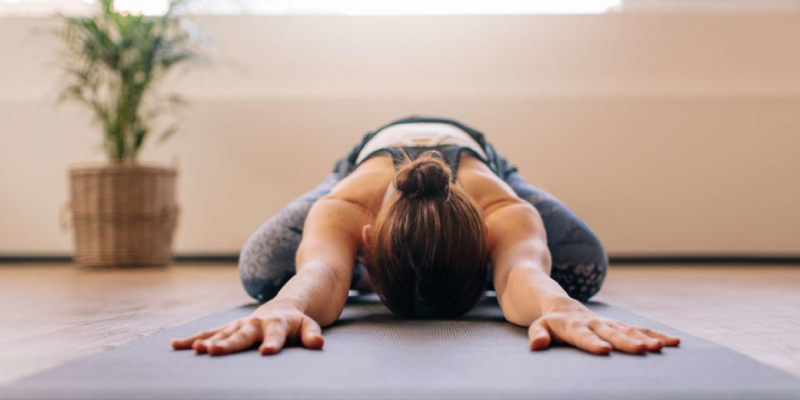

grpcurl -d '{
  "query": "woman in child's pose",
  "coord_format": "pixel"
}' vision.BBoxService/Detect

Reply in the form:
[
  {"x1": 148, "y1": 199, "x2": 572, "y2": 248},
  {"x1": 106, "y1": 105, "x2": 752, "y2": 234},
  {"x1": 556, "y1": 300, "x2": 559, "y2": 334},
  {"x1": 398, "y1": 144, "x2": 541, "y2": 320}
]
[{"x1": 173, "y1": 116, "x2": 679, "y2": 356}]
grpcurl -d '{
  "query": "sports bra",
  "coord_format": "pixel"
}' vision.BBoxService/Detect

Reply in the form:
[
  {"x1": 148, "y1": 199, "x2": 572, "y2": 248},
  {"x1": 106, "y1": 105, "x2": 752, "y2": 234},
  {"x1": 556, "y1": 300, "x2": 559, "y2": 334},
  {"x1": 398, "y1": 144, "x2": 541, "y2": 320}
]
[
  {"x1": 355, "y1": 145, "x2": 489, "y2": 183},
  {"x1": 353, "y1": 123, "x2": 493, "y2": 182}
]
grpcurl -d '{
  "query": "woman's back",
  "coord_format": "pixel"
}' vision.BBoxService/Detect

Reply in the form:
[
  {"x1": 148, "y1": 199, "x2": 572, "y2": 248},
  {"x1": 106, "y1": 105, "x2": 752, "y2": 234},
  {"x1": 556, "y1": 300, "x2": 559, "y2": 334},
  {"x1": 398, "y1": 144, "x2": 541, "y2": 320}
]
[{"x1": 323, "y1": 125, "x2": 522, "y2": 219}]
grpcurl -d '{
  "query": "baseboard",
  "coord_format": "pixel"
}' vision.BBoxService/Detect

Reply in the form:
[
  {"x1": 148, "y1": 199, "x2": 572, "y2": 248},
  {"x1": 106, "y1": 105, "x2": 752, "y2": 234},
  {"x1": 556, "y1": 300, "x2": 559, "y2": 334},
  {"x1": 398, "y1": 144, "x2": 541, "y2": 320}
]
[{"x1": 1, "y1": 253, "x2": 799, "y2": 265}]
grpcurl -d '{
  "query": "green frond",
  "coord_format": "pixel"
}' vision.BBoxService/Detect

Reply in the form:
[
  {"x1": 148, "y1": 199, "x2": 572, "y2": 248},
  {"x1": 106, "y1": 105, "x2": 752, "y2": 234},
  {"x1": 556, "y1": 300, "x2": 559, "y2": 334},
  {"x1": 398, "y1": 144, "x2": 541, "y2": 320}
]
[
  {"x1": 54, "y1": 0, "x2": 202, "y2": 162},
  {"x1": 157, "y1": 125, "x2": 180, "y2": 145}
]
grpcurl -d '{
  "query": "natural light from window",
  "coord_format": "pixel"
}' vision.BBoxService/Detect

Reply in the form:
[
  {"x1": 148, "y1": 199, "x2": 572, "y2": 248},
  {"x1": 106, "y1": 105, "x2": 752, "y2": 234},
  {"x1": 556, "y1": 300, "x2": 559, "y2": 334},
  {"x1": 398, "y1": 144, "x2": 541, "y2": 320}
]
[
  {"x1": 0, "y1": 0, "x2": 624, "y2": 16},
  {"x1": 4, "y1": 0, "x2": 797, "y2": 17}
]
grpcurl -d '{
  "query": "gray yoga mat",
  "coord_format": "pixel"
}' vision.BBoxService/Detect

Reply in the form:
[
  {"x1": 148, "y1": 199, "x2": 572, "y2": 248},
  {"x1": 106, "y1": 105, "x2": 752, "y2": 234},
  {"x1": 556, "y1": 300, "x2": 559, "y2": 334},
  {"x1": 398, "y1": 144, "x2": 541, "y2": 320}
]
[{"x1": 2, "y1": 296, "x2": 800, "y2": 400}]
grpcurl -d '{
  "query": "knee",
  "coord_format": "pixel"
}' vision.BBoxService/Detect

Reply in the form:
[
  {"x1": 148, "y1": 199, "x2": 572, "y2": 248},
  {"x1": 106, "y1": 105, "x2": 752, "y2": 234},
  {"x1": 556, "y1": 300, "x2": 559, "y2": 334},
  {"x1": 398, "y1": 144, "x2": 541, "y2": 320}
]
[
  {"x1": 237, "y1": 173, "x2": 341, "y2": 302},
  {"x1": 549, "y1": 227, "x2": 608, "y2": 302},
  {"x1": 238, "y1": 220, "x2": 301, "y2": 303},
  {"x1": 552, "y1": 261, "x2": 607, "y2": 302}
]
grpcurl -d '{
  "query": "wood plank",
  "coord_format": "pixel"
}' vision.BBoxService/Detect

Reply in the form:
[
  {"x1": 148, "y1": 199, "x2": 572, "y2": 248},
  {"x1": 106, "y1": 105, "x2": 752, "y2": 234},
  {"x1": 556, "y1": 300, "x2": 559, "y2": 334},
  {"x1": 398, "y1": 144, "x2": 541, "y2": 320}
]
[{"x1": 0, "y1": 265, "x2": 249, "y2": 384}]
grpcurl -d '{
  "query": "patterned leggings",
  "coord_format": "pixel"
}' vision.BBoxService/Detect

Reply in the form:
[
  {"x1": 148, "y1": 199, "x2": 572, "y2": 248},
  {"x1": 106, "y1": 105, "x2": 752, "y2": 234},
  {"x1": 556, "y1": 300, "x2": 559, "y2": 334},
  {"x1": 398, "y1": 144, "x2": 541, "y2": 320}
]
[{"x1": 239, "y1": 118, "x2": 608, "y2": 304}]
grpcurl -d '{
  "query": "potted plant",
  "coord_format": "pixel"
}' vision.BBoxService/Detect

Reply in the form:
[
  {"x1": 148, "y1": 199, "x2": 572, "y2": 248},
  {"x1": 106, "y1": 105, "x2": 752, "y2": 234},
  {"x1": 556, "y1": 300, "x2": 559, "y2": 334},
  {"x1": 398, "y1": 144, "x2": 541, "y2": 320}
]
[{"x1": 57, "y1": 0, "x2": 200, "y2": 267}]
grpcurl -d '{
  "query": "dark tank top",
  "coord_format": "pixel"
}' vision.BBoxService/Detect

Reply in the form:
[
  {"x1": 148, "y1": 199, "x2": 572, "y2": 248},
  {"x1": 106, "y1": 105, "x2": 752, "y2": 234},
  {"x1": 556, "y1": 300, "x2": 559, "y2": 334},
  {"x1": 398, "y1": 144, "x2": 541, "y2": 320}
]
[{"x1": 353, "y1": 144, "x2": 491, "y2": 183}]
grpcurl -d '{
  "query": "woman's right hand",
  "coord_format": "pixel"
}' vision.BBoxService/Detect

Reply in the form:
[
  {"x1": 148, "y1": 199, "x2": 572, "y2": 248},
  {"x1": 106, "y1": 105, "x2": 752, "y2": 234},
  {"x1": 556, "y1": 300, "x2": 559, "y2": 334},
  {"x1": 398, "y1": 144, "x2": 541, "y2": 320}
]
[{"x1": 171, "y1": 303, "x2": 324, "y2": 356}]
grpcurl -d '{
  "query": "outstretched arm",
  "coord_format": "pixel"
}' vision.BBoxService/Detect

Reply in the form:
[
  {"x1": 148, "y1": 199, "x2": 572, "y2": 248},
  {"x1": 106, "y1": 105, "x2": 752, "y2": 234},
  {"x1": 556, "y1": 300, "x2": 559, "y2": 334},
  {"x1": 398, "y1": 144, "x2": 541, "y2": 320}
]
[
  {"x1": 485, "y1": 199, "x2": 680, "y2": 355},
  {"x1": 172, "y1": 196, "x2": 371, "y2": 356},
  {"x1": 269, "y1": 196, "x2": 369, "y2": 325},
  {"x1": 485, "y1": 198, "x2": 556, "y2": 323}
]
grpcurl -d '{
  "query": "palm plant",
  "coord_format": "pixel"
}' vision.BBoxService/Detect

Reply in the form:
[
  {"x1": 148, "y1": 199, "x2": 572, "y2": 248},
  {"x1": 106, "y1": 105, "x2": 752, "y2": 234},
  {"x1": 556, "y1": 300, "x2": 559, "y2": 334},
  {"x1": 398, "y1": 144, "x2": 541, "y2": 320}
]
[{"x1": 58, "y1": 0, "x2": 199, "y2": 162}]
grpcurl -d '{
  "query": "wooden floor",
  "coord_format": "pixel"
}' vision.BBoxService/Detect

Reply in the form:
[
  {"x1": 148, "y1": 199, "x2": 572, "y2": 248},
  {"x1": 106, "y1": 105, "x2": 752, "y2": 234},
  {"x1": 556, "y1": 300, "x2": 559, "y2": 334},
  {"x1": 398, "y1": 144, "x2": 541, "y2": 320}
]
[{"x1": 0, "y1": 264, "x2": 799, "y2": 385}]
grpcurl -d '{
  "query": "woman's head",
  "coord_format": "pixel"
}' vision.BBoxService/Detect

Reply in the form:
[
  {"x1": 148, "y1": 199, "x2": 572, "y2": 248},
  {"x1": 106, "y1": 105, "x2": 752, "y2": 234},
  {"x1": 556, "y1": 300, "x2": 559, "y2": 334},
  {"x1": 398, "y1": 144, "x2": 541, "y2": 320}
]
[{"x1": 361, "y1": 150, "x2": 490, "y2": 319}]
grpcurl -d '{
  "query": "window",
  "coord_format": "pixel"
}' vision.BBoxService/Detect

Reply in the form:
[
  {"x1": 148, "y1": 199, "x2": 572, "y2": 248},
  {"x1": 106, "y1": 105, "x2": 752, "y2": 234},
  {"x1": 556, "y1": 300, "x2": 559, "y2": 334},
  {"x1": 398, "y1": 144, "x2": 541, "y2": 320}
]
[
  {"x1": 1, "y1": 0, "x2": 623, "y2": 17},
  {"x1": 3, "y1": 0, "x2": 796, "y2": 17},
  {"x1": 0, "y1": 0, "x2": 95, "y2": 17}
]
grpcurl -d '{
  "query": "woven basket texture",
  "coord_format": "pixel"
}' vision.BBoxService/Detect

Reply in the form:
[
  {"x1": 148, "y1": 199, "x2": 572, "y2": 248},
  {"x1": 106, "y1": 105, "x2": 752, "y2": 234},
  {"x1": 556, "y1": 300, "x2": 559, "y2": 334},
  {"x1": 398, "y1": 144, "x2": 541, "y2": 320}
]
[{"x1": 68, "y1": 164, "x2": 178, "y2": 267}]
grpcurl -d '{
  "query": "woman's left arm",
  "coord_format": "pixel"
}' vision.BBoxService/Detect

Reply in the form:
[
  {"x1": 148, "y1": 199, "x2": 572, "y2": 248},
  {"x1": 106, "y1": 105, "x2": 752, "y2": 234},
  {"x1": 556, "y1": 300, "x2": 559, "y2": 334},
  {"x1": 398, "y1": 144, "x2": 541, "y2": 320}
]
[{"x1": 485, "y1": 199, "x2": 680, "y2": 355}]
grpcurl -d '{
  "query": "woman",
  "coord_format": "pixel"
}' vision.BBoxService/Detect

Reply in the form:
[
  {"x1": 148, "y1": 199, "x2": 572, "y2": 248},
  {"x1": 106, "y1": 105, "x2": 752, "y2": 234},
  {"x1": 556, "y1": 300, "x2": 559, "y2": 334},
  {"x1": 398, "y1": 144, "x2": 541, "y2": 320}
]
[{"x1": 172, "y1": 116, "x2": 680, "y2": 356}]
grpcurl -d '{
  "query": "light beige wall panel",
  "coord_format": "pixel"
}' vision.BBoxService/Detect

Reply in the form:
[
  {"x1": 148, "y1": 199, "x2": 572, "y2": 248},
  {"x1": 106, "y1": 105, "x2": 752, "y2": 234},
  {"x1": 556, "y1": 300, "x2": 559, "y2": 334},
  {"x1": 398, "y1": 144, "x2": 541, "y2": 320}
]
[{"x1": 1, "y1": 14, "x2": 799, "y2": 254}]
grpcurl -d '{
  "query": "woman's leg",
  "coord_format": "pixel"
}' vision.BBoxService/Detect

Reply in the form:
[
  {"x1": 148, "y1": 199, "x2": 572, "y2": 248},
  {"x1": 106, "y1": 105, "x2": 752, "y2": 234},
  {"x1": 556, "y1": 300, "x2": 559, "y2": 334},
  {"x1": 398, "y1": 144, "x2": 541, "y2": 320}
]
[
  {"x1": 238, "y1": 172, "x2": 363, "y2": 302},
  {"x1": 503, "y1": 171, "x2": 608, "y2": 302}
]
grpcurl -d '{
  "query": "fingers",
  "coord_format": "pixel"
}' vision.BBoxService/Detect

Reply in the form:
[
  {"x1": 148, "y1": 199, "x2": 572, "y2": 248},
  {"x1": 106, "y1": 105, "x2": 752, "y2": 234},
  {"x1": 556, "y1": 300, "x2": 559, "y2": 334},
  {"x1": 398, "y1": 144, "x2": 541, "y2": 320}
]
[
  {"x1": 171, "y1": 328, "x2": 219, "y2": 350},
  {"x1": 566, "y1": 325, "x2": 612, "y2": 355},
  {"x1": 528, "y1": 318, "x2": 552, "y2": 351},
  {"x1": 638, "y1": 326, "x2": 681, "y2": 347},
  {"x1": 529, "y1": 316, "x2": 611, "y2": 355},
  {"x1": 590, "y1": 322, "x2": 649, "y2": 354},
  {"x1": 527, "y1": 302, "x2": 680, "y2": 357},
  {"x1": 299, "y1": 317, "x2": 325, "y2": 350},
  {"x1": 194, "y1": 322, "x2": 240, "y2": 354},
  {"x1": 259, "y1": 315, "x2": 325, "y2": 355},
  {"x1": 625, "y1": 329, "x2": 664, "y2": 352},
  {"x1": 208, "y1": 321, "x2": 263, "y2": 356},
  {"x1": 259, "y1": 319, "x2": 289, "y2": 356},
  {"x1": 179, "y1": 311, "x2": 329, "y2": 357},
  {"x1": 595, "y1": 321, "x2": 682, "y2": 353}
]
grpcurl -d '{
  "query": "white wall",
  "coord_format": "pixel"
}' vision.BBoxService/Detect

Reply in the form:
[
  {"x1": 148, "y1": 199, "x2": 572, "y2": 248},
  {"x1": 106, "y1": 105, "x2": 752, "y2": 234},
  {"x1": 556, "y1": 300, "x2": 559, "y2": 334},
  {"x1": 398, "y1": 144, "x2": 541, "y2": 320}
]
[{"x1": 1, "y1": 14, "x2": 799, "y2": 255}]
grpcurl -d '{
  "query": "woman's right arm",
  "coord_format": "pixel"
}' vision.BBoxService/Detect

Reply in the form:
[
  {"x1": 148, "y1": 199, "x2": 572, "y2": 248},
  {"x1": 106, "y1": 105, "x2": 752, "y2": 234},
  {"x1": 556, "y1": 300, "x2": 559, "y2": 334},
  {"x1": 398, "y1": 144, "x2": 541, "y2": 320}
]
[{"x1": 171, "y1": 195, "x2": 372, "y2": 356}]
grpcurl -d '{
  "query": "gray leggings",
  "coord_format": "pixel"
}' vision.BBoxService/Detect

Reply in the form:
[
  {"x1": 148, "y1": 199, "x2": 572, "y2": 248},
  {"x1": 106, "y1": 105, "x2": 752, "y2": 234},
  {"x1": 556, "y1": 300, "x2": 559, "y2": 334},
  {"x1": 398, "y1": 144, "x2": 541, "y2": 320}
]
[{"x1": 239, "y1": 117, "x2": 608, "y2": 303}]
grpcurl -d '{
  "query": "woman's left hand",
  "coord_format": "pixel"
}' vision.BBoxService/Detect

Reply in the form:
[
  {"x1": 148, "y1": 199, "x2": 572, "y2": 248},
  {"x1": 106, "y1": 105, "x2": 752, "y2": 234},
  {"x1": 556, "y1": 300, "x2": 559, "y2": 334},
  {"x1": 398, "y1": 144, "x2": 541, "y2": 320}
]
[{"x1": 528, "y1": 297, "x2": 680, "y2": 355}]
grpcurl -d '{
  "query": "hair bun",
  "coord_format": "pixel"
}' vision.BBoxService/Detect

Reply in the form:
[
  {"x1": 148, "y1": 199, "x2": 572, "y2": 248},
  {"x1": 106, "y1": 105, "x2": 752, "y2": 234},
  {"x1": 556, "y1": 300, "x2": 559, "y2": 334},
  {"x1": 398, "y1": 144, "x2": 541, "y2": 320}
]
[{"x1": 394, "y1": 150, "x2": 451, "y2": 199}]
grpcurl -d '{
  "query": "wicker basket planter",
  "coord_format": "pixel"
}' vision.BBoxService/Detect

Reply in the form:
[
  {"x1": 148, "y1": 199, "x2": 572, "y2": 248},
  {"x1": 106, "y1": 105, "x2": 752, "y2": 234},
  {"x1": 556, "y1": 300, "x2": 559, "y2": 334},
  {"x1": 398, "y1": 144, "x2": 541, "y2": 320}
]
[{"x1": 68, "y1": 164, "x2": 179, "y2": 268}]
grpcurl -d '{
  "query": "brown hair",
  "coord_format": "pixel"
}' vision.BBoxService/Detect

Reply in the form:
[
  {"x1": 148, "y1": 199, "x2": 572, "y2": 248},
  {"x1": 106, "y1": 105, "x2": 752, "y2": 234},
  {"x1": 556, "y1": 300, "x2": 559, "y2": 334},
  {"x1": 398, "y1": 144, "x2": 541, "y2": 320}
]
[{"x1": 362, "y1": 150, "x2": 490, "y2": 318}]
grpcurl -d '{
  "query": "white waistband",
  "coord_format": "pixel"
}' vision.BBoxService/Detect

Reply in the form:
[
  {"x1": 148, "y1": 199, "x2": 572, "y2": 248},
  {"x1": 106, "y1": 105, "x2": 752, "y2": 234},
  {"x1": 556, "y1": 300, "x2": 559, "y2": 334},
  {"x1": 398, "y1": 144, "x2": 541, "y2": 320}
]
[{"x1": 355, "y1": 122, "x2": 488, "y2": 165}]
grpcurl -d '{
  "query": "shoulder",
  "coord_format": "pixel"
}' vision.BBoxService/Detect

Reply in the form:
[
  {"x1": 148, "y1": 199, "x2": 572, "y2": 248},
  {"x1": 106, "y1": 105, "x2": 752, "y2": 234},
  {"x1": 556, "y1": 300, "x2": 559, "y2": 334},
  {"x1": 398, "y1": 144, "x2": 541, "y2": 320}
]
[
  {"x1": 321, "y1": 151, "x2": 527, "y2": 218},
  {"x1": 456, "y1": 154, "x2": 528, "y2": 215},
  {"x1": 323, "y1": 155, "x2": 396, "y2": 215}
]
